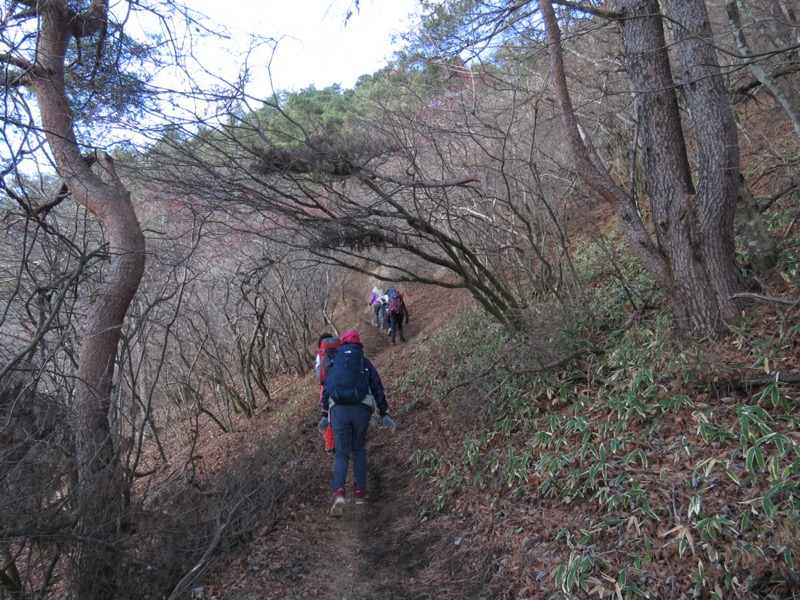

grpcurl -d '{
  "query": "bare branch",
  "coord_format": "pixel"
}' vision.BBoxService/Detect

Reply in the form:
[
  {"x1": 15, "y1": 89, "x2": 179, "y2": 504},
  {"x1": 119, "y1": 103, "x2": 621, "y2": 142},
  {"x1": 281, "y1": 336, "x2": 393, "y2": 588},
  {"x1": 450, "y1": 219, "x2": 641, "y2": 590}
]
[{"x1": 731, "y1": 292, "x2": 800, "y2": 307}]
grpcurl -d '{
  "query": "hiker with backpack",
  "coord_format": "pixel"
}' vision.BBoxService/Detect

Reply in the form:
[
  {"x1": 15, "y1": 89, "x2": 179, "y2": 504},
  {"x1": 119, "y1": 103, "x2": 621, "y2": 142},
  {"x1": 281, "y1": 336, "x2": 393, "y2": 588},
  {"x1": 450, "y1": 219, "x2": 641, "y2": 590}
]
[
  {"x1": 385, "y1": 291, "x2": 409, "y2": 345},
  {"x1": 379, "y1": 291, "x2": 390, "y2": 331},
  {"x1": 369, "y1": 286, "x2": 384, "y2": 328},
  {"x1": 317, "y1": 330, "x2": 395, "y2": 517},
  {"x1": 315, "y1": 332, "x2": 338, "y2": 454},
  {"x1": 380, "y1": 287, "x2": 397, "y2": 332}
]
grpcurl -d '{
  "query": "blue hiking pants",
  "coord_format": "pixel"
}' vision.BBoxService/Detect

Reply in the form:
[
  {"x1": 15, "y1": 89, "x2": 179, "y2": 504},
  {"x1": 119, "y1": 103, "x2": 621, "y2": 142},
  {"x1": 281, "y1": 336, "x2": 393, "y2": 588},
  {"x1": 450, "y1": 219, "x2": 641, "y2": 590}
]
[
  {"x1": 379, "y1": 304, "x2": 388, "y2": 329},
  {"x1": 330, "y1": 403, "x2": 372, "y2": 490},
  {"x1": 371, "y1": 303, "x2": 381, "y2": 326}
]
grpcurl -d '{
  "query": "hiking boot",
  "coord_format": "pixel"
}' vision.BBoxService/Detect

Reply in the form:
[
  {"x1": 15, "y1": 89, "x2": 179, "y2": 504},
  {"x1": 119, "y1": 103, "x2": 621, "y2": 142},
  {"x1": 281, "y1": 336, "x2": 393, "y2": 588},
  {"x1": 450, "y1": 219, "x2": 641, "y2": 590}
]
[
  {"x1": 354, "y1": 486, "x2": 367, "y2": 505},
  {"x1": 329, "y1": 488, "x2": 345, "y2": 517}
]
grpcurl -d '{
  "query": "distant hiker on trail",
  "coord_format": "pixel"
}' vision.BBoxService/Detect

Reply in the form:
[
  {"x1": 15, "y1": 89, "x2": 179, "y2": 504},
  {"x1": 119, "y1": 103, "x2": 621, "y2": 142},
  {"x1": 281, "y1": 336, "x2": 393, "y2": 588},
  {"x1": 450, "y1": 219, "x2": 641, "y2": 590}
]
[
  {"x1": 379, "y1": 290, "x2": 390, "y2": 331},
  {"x1": 369, "y1": 286, "x2": 384, "y2": 328},
  {"x1": 380, "y1": 287, "x2": 397, "y2": 332},
  {"x1": 386, "y1": 290, "x2": 409, "y2": 345},
  {"x1": 315, "y1": 332, "x2": 338, "y2": 454},
  {"x1": 317, "y1": 330, "x2": 395, "y2": 517}
]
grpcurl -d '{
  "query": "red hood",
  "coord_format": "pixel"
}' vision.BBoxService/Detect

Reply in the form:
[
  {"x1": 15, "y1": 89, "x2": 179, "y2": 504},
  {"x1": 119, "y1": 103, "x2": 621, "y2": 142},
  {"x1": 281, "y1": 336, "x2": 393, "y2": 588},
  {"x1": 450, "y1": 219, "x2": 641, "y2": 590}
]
[{"x1": 339, "y1": 330, "x2": 361, "y2": 344}]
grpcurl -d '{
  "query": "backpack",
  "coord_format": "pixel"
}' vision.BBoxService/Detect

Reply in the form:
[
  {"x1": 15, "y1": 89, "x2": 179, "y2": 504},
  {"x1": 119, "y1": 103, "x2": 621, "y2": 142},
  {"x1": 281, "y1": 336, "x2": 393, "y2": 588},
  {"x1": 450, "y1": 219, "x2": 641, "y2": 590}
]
[
  {"x1": 386, "y1": 293, "x2": 403, "y2": 316},
  {"x1": 325, "y1": 345, "x2": 370, "y2": 405},
  {"x1": 316, "y1": 337, "x2": 340, "y2": 384}
]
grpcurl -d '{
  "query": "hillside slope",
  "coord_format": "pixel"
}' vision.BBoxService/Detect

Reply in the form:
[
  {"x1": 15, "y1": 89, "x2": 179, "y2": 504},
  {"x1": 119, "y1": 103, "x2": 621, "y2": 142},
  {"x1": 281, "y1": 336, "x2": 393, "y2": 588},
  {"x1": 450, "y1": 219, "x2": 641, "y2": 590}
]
[{"x1": 194, "y1": 262, "x2": 800, "y2": 600}]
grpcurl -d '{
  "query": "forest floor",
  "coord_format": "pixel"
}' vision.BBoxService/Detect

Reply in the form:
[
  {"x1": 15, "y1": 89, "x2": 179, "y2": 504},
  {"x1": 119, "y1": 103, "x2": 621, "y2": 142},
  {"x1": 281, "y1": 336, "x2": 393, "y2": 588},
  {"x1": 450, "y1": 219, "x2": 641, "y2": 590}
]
[
  {"x1": 197, "y1": 274, "x2": 475, "y2": 599},
  {"x1": 182, "y1": 261, "x2": 800, "y2": 600}
]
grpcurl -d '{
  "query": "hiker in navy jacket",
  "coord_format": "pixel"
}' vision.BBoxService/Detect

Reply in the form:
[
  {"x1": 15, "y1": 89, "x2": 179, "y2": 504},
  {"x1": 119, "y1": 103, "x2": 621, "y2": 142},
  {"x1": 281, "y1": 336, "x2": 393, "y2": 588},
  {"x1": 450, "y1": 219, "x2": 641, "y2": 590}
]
[{"x1": 317, "y1": 330, "x2": 395, "y2": 517}]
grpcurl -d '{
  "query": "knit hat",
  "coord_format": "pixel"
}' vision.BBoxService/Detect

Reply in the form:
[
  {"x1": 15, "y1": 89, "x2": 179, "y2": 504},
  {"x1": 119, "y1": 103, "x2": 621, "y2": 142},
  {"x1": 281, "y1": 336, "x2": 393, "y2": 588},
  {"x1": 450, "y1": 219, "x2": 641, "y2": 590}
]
[{"x1": 339, "y1": 330, "x2": 361, "y2": 344}]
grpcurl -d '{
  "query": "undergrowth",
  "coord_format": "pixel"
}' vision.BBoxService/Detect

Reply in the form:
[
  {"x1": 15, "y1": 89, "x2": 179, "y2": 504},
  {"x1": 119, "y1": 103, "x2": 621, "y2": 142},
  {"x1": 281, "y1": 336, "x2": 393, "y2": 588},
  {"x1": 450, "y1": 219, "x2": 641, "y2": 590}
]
[{"x1": 403, "y1": 248, "x2": 800, "y2": 599}]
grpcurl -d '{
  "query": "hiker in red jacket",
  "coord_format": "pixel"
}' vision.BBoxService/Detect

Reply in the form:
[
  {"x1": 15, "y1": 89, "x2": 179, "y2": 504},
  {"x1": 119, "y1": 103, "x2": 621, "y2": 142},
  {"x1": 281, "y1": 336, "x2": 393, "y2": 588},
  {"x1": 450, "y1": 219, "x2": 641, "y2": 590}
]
[
  {"x1": 317, "y1": 330, "x2": 395, "y2": 517},
  {"x1": 385, "y1": 291, "x2": 409, "y2": 345},
  {"x1": 315, "y1": 332, "x2": 337, "y2": 453}
]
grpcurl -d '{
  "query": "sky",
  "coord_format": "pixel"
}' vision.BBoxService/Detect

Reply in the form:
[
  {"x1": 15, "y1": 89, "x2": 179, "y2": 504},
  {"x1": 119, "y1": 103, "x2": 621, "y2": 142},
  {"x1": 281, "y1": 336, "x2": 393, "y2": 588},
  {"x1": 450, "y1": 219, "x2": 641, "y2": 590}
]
[{"x1": 182, "y1": 0, "x2": 421, "y2": 95}]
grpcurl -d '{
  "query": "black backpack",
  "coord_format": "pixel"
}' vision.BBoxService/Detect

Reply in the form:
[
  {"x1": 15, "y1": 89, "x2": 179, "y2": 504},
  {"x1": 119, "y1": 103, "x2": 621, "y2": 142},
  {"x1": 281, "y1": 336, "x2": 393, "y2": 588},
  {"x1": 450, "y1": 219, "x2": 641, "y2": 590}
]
[{"x1": 325, "y1": 345, "x2": 370, "y2": 405}]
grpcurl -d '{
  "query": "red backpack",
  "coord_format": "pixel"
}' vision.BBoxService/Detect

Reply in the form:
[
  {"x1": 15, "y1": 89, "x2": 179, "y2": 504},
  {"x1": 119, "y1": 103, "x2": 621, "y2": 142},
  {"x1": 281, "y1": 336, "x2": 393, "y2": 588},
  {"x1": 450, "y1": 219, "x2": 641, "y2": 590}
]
[{"x1": 316, "y1": 337, "x2": 340, "y2": 383}]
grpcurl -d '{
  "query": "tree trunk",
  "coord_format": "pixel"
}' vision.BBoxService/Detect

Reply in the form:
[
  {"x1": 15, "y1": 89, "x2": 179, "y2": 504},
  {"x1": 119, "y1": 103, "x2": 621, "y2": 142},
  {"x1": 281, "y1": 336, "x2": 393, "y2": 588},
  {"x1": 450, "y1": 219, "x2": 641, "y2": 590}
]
[
  {"x1": 616, "y1": 0, "x2": 729, "y2": 332},
  {"x1": 29, "y1": 2, "x2": 146, "y2": 597},
  {"x1": 661, "y1": 0, "x2": 745, "y2": 325},
  {"x1": 540, "y1": 0, "x2": 744, "y2": 338}
]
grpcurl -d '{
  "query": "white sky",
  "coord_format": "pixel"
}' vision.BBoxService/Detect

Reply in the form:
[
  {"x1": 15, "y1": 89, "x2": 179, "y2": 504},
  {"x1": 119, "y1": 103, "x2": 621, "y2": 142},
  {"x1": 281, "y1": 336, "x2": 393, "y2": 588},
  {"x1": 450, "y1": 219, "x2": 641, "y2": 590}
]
[{"x1": 183, "y1": 0, "x2": 420, "y2": 94}]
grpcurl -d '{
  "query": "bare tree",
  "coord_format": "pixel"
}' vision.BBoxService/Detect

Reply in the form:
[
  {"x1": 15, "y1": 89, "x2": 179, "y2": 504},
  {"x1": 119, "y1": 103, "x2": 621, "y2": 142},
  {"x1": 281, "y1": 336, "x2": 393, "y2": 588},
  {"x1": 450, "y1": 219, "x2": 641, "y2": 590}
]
[
  {"x1": 725, "y1": 0, "x2": 800, "y2": 138},
  {"x1": 0, "y1": 178, "x2": 100, "y2": 597},
  {"x1": 1, "y1": 1, "x2": 146, "y2": 595},
  {"x1": 1, "y1": 2, "x2": 336, "y2": 597},
  {"x1": 539, "y1": 0, "x2": 745, "y2": 337},
  {"x1": 140, "y1": 67, "x2": 604, "y2": 327}
]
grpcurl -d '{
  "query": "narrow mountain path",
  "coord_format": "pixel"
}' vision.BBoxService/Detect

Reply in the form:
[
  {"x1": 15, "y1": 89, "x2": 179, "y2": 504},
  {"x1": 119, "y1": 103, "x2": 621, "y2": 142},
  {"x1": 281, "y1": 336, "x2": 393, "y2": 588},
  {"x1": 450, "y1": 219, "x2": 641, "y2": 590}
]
[
  {"x1": 284, "y1": 278, "x2": 441, "y2": 599},
  {"x1": 202, "y1": 274, "x2": 470, "y2": 599}
]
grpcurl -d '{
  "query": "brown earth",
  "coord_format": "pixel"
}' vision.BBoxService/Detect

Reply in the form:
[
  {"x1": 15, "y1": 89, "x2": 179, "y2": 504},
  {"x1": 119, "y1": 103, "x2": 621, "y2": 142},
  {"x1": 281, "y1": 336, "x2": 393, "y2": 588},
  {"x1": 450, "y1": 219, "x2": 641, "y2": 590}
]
[
  {"x1": 196, "y1": 274, "x2": 478, "y2": 599},
  {"x1": 180, "y1": 260, "x2": 800, "y2": 600}
]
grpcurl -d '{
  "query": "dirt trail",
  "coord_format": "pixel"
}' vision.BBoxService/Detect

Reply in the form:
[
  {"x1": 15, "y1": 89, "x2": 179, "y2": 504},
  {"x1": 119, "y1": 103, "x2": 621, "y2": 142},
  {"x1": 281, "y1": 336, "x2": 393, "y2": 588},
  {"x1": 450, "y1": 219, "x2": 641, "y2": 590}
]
[
  {"x1": 294, "y1": 325, "x2": 410, "y2": 599},
  {"x1": 289, "y1": 277, "x2": 440, "y2": 599},
  {"x1": 204, "y1": 274, "x2": 467, "y2": 599}
]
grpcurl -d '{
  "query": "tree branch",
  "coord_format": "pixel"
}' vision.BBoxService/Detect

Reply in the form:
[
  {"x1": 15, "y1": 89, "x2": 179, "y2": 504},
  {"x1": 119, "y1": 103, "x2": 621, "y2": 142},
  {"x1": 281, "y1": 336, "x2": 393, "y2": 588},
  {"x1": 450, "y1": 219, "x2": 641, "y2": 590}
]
[
  {"x1": 553, "y1": 0, "x2": 623, "y2": 20},
  {"x1": 731, "y1": 292, "x2": 800, "y2": 307},
  {"x1": 758, "y1": 178, "x2": 798, "y2": 213},
  {"x1": 359, "y1": 167, "x2": 482, "y2": 189}
]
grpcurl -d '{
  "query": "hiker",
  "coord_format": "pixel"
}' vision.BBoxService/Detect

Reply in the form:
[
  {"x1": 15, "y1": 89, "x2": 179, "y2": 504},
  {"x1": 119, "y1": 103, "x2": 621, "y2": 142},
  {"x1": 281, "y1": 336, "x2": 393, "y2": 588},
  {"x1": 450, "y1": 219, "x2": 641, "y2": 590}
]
[
  {"x1": 379, "y1": 291, "x2": 390, "y2": 331},
  {"x1": 386, "y1": 290, "x2": 409, "y2": 345},
  {"x1": 315, "y1": 332, "x2": 338, "y2": 454},
  {"x1": 369, "y1": 286, "x2": 384, "y2": 328},
  {"x1": 317, "y1": 330, "x2": 395, "y2": 517},
  {"x1": 380, "y1": 287, "x2": 397, "y2": 332}
]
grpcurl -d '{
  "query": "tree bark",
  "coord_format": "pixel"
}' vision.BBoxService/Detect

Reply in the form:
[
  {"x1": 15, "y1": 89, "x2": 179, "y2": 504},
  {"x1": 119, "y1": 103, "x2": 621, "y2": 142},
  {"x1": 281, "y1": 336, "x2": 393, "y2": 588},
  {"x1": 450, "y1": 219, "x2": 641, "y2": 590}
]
[
  {"x1": 661, "y1": 0, "x2": 745, "y2": 326},
  {"x1": 616, "y1": 0, "x2": 722, "y2": 332},
  {"x1": 29, "y1": 2, "x2": 146, "y2": 597},
  {"x1": 541, "y1": 0, "x2": 744, "y2": 338}
]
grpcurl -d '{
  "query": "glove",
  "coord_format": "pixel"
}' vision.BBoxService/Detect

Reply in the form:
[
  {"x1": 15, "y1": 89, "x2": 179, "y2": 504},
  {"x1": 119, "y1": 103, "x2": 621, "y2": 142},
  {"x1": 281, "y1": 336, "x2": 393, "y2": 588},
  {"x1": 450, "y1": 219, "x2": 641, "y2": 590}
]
[
  {"x1": 405, "y1": 317, "x2": 409, "y2": 325},
  {"x1": 318, "y1": 416, "x2": 330, "y2": 433},
  {"x1": 381, "y1": 414, "x2": 396, "y2": 432}
]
